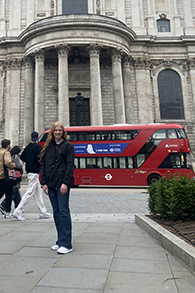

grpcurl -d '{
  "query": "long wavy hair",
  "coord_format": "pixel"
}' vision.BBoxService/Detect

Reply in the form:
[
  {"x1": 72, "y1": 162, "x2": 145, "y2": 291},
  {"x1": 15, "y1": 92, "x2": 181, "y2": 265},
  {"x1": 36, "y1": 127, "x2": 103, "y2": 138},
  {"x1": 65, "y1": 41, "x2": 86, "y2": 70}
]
[{"x1": 39, "y1": 121, "x2": 67, "y2": 160}]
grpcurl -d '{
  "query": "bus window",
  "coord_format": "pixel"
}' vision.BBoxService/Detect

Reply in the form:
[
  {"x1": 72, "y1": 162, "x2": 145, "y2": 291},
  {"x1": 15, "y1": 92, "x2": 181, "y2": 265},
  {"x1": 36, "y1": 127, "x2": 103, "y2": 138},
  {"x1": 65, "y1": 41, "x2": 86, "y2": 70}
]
[
  {"x1": 120, "y1": 157, "x2": 126, "y2": 168},
  {"x1": 131, "y1": 130, "x2": 140, "y2": 139},
  {"x1": 152, "y1": 129, "x2": 166, "y2": 139},
  {"x1": 96, "y1": 133, "x2": 101, "y2": 140},
  {"x1": 102, "y1": 132, "x2": 110, "y2": 140},
  {"x1": 167, "y1": 129, "x2": 177, "y2": 139},
  {"x1": 103, "y1": 157, "x2": 112, "y2": 168},
  {"x1": 86, "y1": 133, "x2": 95, "y2": 141},
  {"x1": 158, "y1": 153, "x2": 188, "y2": 169},
  {"x1": 113, "y1": 157, "x2": 119, "y2": 168},
  {"x1": 136, "y1": 154, "x2": 145, "y2": 167},
  {"x1": 78, "y1": 133, "x2": 85, "y2": 141},
  {"x1": 97, "y1": 157, "x2": 102, "y2": 168},
  {"x1": 38, "y1": 133, "x2": 48, "y2": 143},
  {"x1": 127, "y1": 157, "x2": 133, "y2": 168},
  {"x1": 80, "y1": 158, "x2": 86, "y2": 168},
  {"x1": 176, "y1": 128, "x2": 187, "y2": 139},
  {"x1": 86, "y1": 157, "x2": 97, "y2": 168},
  {"x1": 74, "y1": 157, "x2": 79, "y2": 168},
  {"x1": 67, "y1": 132, "x2": 77, "y2": 141}
]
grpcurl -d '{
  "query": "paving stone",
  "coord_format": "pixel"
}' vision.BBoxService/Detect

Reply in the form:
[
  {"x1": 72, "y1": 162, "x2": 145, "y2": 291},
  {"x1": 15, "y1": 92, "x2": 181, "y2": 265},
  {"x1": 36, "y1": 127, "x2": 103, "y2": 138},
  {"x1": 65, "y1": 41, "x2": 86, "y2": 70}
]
[{"x1": 37, "y1": 267, "x2": 108, "y2": 290}]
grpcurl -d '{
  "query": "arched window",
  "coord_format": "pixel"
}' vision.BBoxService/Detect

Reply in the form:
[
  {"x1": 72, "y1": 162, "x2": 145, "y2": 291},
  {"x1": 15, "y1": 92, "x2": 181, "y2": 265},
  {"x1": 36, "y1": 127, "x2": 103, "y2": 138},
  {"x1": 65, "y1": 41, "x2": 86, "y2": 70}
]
[
  {"x1": 158, "y1": 69, "x2": 185, "y2": 119},
  {"x1": 157, "y1": 19, "x2": 170, "y2": 32},
  {"x1": 62, "y1": 0, "x2": 88, "y2": 14}
]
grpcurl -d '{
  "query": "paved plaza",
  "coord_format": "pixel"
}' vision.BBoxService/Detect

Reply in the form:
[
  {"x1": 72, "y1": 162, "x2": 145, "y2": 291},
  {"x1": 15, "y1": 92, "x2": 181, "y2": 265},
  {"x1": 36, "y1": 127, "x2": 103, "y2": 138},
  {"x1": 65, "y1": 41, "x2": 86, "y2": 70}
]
[{"x1": 0, "y1": 185, "x2": 195, "y2": 292}]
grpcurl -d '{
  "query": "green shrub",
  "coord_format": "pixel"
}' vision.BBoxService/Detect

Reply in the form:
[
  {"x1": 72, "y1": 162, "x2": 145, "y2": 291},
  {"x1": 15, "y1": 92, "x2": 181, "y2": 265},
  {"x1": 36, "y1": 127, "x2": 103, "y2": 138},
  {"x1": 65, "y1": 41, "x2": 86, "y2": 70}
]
[{"x1": 147, "y1": 174, "x2": 195, "y2": 221}]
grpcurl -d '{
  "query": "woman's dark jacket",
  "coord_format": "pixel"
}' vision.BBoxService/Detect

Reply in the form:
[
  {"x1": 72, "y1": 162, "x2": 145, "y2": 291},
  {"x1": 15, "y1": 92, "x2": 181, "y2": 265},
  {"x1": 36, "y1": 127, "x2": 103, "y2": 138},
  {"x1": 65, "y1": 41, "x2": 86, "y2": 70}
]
[{"x1": 40, "y1": 139, "x2": 75, "y2": 188}]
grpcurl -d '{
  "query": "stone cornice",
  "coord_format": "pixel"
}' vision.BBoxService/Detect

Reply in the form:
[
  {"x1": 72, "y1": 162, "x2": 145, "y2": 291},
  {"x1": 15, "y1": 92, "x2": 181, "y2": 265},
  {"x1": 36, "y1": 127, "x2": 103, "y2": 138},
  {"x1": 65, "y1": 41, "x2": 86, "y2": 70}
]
[{"x1": 19, "y1": 14, "x2": 136, "y2": 45}]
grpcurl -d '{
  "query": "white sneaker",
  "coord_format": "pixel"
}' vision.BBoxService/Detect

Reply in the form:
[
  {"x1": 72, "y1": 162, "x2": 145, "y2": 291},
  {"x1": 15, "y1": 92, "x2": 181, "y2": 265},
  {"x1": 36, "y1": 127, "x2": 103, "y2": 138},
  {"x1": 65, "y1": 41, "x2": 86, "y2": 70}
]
[
  {"x1": 5, "y1": 213, "x2": 13, "y2": 219},
  {"x1": 51, "y1": 245, "x2": 59, "y2": 251},
  {"x1": 57, "y1": 246, "x2": 73, "y2": 254},
  {"x1": 39, "y1": 212, "x2": 51, "y2": 219},
  {"x1": 12, "y1": 211, "x2": 25, "y2": 221}
]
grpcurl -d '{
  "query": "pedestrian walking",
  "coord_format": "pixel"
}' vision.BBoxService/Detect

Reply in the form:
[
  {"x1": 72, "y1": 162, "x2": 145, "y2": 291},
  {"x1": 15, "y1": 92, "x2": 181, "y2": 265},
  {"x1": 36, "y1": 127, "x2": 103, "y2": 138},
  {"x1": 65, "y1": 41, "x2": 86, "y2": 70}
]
[
  {"x1": 0, "y1": 139, "x2": 16, "y2": 218},
  {"x1": 12, "y1": 131, "x2": 50, "y2": 221},
  {"x1": 0, "y1": 145, "x2": 23, "y2": 213},
  {"x1": 40, "y1": 121, "x2": 75, "y2": 254}
]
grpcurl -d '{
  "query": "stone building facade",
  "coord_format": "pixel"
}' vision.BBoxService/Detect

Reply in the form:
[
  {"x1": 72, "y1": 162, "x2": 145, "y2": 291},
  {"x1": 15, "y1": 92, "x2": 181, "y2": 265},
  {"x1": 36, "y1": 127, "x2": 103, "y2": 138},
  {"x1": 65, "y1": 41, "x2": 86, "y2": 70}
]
[{"x1": 0, "y1": 0, "x2": 195, "y2": 151}]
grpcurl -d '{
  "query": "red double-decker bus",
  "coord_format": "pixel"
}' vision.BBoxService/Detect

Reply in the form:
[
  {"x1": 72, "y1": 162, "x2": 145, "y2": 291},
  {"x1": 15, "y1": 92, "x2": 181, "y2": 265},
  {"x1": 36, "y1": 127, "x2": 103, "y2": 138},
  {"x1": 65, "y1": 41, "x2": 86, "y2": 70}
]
[{"x1": 38, "y1": 123, "x2": 194, "y2": 186}]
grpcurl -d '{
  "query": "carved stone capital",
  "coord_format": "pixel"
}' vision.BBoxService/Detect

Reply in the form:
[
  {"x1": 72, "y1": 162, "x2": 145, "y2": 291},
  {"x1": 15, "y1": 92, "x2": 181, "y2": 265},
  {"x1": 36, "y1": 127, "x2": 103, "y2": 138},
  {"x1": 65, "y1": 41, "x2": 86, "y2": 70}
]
[
  {"x1": 56, "y1": 44, "x2": 70, "y2": 57},
  {"x1": 111, "y1": 48, "x2": 124, "y2": 62},
  {"x1": 34, "y1": 49, "x2": 45, "y2": 61},
  {"x1": 22, "y1": 56, "x2": 34, "y2": 68},
  {"x1": 134, "y1": 57, "x2": 150, "y2": 69},
  {"x1": 88, "y1": 43, "x2": 101, "y2": 57},
  {"x1": 123, "y1": 55, "x2": 134, "y2": 67},
  {"x1": 0, "y1": 60, "x2": 6, "y2": 71},
  {"x1": 4, "y1": 58, "x2": 22, "y2": 70},
  {"x1": 186, "y1": 58, "x2": 195, "y2": 70}
]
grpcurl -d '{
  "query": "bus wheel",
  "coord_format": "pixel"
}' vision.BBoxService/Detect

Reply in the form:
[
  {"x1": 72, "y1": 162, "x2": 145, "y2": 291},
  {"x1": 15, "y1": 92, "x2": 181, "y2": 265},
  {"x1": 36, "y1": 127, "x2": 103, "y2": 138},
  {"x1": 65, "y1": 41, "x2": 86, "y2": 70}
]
[{"x1": 147, "y1": 174, "x2": 161, "y2": 185}]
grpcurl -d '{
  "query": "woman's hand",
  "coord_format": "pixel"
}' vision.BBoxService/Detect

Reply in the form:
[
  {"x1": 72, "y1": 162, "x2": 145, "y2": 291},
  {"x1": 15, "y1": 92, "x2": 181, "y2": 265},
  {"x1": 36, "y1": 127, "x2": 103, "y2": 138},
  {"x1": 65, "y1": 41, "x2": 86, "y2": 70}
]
[
  {"x1": 60, "y1": 183, "x2": 68, "y2": 195},
  {"x1": 42, "y1": 184, "x2": 49, "y2": 195}
]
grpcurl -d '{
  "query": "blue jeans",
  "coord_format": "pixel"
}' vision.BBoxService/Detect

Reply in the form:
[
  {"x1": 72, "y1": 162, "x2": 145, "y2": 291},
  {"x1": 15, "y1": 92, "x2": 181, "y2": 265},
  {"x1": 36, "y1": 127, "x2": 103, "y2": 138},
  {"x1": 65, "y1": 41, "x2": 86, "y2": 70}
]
[{"x1": 48, "y1": 187, "x2": 72, "y2": 249}]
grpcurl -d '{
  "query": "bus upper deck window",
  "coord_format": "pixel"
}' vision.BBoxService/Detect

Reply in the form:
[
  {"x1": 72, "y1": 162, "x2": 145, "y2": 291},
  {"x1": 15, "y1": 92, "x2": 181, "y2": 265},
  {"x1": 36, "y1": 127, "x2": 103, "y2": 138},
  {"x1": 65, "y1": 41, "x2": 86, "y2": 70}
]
[
  {"x1": 176, "y1": 128, "x2": 187, "y2": 139},
  {"x1": 86, "y1": 133, "x2": 95, "y2": 140},
  {"x1": 167, "y1": 129, "x2": 177, "y2": 139},
  {"x1": 96, "y1": 134, "x2": 101, "y2": 140},
  {"x1": 68, "y1": 133, "x2": 77, "y2": 141},
  {"x1": 78, "y1": 133, "x2": 85, "y2": 141},
  {"x1": 152, "y1": 129, "x2": 166, "y2": 139}
]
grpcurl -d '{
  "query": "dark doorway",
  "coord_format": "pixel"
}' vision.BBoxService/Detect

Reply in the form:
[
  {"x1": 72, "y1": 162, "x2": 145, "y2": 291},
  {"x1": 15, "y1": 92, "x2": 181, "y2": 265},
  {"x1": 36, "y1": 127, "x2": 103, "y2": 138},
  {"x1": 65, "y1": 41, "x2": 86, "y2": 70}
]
[{"x1": 69, "y1": 98, "x2": 90, "y2": 126}]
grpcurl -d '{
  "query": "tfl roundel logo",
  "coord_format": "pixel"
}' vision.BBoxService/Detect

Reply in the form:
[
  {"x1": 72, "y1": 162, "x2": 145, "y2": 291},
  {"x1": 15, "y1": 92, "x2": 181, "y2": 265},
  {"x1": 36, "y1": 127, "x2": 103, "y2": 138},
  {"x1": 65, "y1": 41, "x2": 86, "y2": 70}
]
[{"x1": 105, "y1": 173, "x2": 113, "y2": 181}]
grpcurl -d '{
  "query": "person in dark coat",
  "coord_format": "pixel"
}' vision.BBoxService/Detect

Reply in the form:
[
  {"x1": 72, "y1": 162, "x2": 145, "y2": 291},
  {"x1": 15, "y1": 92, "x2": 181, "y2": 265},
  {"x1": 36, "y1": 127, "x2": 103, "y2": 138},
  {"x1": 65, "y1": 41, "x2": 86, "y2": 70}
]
[
  {"x1": 40, "y1": 121, "x2": 75, "y2": 254},
  {"x1": 0, "y1": 145, "x2": 23, "y2": 213}
]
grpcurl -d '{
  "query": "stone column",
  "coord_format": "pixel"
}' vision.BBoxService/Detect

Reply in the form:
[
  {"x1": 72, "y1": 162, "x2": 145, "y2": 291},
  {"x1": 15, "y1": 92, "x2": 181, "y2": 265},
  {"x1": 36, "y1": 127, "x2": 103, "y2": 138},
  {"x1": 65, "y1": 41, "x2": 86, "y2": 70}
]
[
  {"x1": 89, "y1": 43, "x2": 103, "y2": 126},
  {"x1": 111, "y1": 49, "x2": 126, "y2": 124},
  {"x1": 147, "y1": 0, "x2": 156, "y2": 35},
  {"x1": 135, "y1": 58, "x2": 153, "y2": 124},
  {"x1": 123, "y1": 56, "x2": 134, "y2": 124},
  {"x1": 131, "y1": 0, "x2": 146, "y2": 34},
  {"x1": 182, "y1": 0, "x2": 194, "y2": 35},
  {"x1": 34, "y1": 50, "x2": 45, "y2": 135},
  {"x1": 0, "y1": 0, "x2": 6, "y2": 36},
  {"x1": 5, "y1": 59, "x2": 21, "y2": 146},
  {"x1": 0, "y1": 62, "x2": 5, "y2": 125},
  {"x1": 57, "y1": 44, "x2": 70, "y2": 126},
  {"x1": 23, "y1": 56, "x2": 34, "y2": 145},
  {"x1": 4, "y1": 61, "x2": 11, "y2": 139},
  {"x1": 8, "y1": 0, "x2": 21, "y2": 36},
  {"x1": 27, "y1": 0, "x2": 35, "y2": 26}
]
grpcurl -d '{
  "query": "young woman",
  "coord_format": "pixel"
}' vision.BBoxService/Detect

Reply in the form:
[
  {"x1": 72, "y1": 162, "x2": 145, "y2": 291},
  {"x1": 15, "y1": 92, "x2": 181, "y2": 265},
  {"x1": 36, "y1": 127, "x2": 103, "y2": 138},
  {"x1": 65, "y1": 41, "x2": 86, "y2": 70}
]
[{"x1": 40, "y1": 121, "x2": 75, "y2": 254}]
